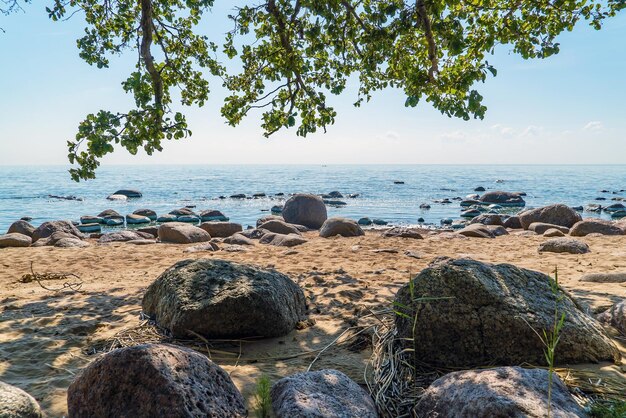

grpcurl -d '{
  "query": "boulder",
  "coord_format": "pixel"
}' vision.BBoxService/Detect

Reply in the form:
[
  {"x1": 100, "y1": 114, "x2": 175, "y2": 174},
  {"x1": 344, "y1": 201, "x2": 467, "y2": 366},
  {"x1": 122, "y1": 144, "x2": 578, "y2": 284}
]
[
  {"x1": 544, "y1": 228, "x2": 565, "y2": 237},
  {"x1": 598, "y1": 300, "x2": 626, "y2": 335},
  {"x1": 256, "y1": 219, "x2": 301, "y2": 236},
  {"x1": 0, "y1": 381, "x2": 43, "y2": 418},
  {"x1": 260, "y1": 233, "x2": 308, "y2": 247},
  {"x1": 282, "y1": 194, "x2": 327, "y2": 229},
  {"x1": 457, "y1": 224, "x2": 495, "y2": 238},
  {"x1": 199, "y1": 222, "x2": 243, "y2": 238},
  {"x1": 31, "y1": 231, "x2": 78, "y2": 247},
  {"x1": 106, "y1": 194, "x2": 127, "y2": 201},
  {"x1": 270, "y1": 205, "x2": 283, "y2": 214},
  {"x1": 569, "y1": 219, "x2": 624, "y2": 236},
  {"x1": 55, "y1": 238, "x2": 90, "y2": 248},
  {"x1": 415, "y1": 367, "x2": 585, "y2": 418},
  {"x1": 98, "y1": 231, "x2": 153, "y2": 243},
  {"x1": 157, "y1": 214, "x2": 178, "y2": 223},
  {"x1": 240, "y1": 228, "x2": 269, "y2": 240},
  {"x1": 7, "y1": 220, "x2": 36, "y2": 237},
  {"x1": 113, "y1": 189, "x2": 142, "y2": 198},
  {"x1": 133, "y1": 209, "x2": 157, "y2": 221},
  {"x1": 394, "y1": 258, "x2": 619, "y2": 368},
  {"x1": 470, "y1": 214, "x2": 503, "y2": 226},
  {"x1": 158, "y1": 223, "x2": 211, "y2": 244},
  {"x1": 104, "y1": 217, "x2": 124, "y2": 226},
  {"x1": 358, "y1": 217, "x2": 373, "y2": 226},
  {"x1": 200, "y1": 210, "x2": 229, "y2": 222},
  {"x1": 372, "y1": 219, "x2": 388, "y2": 226},
  {"x1": 80, "y1": 215, "x2": 104, "y2": 225},
  {"x1": 538, "y1": 238, "x2": 590, "y2": 254},
  {"x1": 580, "y1": 273, "x2": 626, "y2": 283},
  {"x1": 67, "y1": 344, "x2": 245, "y2": 418},
  {"x1": 271, "y1": 370, "x2": 378, "y2": 418},
  {"x1": 460, "y1": 209, "x2": 481, "y2": 218},
  {"x1": 0, "y1": 233, "x2": 32, "y2": 248},
  {"x1": 98, "y1": 209, "x2": 122, "y2": 218},
  {"x1": 528, "y1": 222, "x2": 570, "y2": 235},
  {"x1": 381, "y1": 227, "x2": 423, "y2": 239},
  {"x1": 223, "y1": 233, "x2": 255, "y2": 246},
  {"x1": 32, "y1": 221, "x2": 82, "y2": 243},
  {"x1": 503, "y1": 215, "x2": 522, "y2": 229},
  {"x1": 478, "y1": 191, "x2": 525, "y2": 207},
  {"x1": 137, "y1": 226, "x2": 159, "y2": 238},
  {"x1": 176, "y1": 215, "x2": 200, "y2": 223},
  {"x1": 486, "y1": 225, "x2": 509, "y2": 237},
  {"x1": 77, "y1": 223, "x2": 101, "y2": 233},
  {"x1": 169, "y1": 208, "x2": 197, "y2": 217},
  {"x1": 319, "y1": 218, "x2": 364, "y2": 238},
  {"x1": 519, "y1": 204, "x2": 582, "y2": 229},
  {"x1": 142, "y1": 259, "x2": 307, "y2": 338}
]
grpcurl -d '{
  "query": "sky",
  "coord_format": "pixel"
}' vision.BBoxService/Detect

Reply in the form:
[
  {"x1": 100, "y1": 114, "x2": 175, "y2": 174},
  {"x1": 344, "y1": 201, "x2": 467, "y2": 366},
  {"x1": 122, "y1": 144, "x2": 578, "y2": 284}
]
[{"x1": 1, "y1": 3, "x2": 625, "y2": 167}]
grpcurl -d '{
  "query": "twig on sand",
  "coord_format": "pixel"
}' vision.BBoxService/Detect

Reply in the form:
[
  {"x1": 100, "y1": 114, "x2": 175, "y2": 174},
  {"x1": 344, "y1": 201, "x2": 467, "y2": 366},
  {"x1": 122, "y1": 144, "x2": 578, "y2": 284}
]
[{"x1": 19, "y1": 262, "x2": 83, "y2": 293}]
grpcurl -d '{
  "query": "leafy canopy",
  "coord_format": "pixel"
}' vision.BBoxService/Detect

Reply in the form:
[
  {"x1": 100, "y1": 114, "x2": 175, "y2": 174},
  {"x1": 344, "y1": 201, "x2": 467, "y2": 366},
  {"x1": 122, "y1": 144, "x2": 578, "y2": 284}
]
[{"x1": 16, "y1": 0, "x2": 626, "y2": 179}]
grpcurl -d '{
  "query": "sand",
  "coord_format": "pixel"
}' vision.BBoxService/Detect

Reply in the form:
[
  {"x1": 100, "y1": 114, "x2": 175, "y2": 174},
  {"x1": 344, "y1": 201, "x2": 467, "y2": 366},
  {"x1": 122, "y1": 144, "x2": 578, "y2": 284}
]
[{"x1": 1, "y1": 231, "x2": 625, "y2": 416}]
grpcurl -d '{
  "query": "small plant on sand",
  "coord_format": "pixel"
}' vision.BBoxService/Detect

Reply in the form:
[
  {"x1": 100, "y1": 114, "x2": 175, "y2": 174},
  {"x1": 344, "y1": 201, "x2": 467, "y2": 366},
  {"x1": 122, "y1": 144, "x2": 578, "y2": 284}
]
[{"x1": 253, "y1": 374, "x2": 272, "y2": 418}]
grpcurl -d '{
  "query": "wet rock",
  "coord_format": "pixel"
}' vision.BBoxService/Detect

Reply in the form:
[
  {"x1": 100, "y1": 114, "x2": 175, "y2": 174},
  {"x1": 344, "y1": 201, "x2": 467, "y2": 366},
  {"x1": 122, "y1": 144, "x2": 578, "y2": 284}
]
[
  {"x1": 199, "y1": 210, "x2": 229, "y2": 222},
  {"x1": 126, "y1": 214, "x2": 151, "y2": 225},
  {"x1": 323, "y1": 200, "x2": 347, "y2": 206},
  {"x1": 230, "y1": 194, "x2": 246, "y2": 199},
  {"x1": 538, "y1": 238, "x2": 590, "y2": 254},
  {"x1": 132, "y1": 209, "x2": 157, "y2": 221},
  {"x1": 358, "y1": 217, "x2": 373, "y2": 226},
  {"x1": 98, "y1": 209, "x2": 122, "y2": 218},
  {"x1": 569, "y1": 219, "x2": 624, "y2": 236},
  {"x1": 372, "y1": 219, "x2": 388, "y2": 226},
  {"x1": 271, "y1": 369, "x2": 378, "y2": 418},
  {"x1": 157, "y1": 214, "x2": 178, "y2": 223},
  {"x1": 67, "y1": 344, "x2": 245, "y2": 418},
  {"x1": 7, "y1": 220, "x2": 35, "y2": 237},
  {"x1": 419, "y1": 203, "x2": 431, "y2": 210},
  {"x1": 32, "y1": 220, "x2": 82, "y2": 243},
  {"x1": 0, "y1": 233, "x2": 32, "y2": 248},
  {"x1": 169, "y1": 208, "x2": 197, "y2": 217},
  {"x1": 394, "y1": 258, "x2": 619, "y2": 368},
  {"x1": 415, "y1": 367, "x2": 585, "y2": 418},
  {"x1": 319, "y1": 218, "x2": 364, "y2": 238},
  {"x1": 271, "y1": 205, "x2": 283, "y2": 214},
  {"x1": 80, "y1": 216, "x2": 104, "y2": 225},
  {"x1": 478, "y1": 191, "x2": 525, "y2": 207},
  {"x1": 393, "y1": 180, "x2": 405, "y2": 184},
  {"x1": 77, "y1": 223, "x2": 101, "y2": 234},
  {"x1": 142, "y1": 259, "x2": 306, "y2": 338},
  {"x1": 282, "y1": 194, "x2": 327, "y2": 229},
  {"x1": 106, "y1": 194, "x2": 127, "y2": 201},
  {"x1": 519, "y1": 204, "x2": 582, "y2": 229},
  {"x1": 474, "y1": 186, "x2": 486, "y2": 192},
  {"x1": 113, "y1": 189, "x2": 142, "y2": 198},
  {"x1": 199, "y1": 222, "x2": 243, "y2": 238},
  {"x1": 0, "y1": 381, "x2": 43, "y2": 418},
  {"x1": 158, "y1": 223, "x2": 210, "y2": 244},
  {"x1": 176, "y1": 215, "x2": 200, "y2": 223}
]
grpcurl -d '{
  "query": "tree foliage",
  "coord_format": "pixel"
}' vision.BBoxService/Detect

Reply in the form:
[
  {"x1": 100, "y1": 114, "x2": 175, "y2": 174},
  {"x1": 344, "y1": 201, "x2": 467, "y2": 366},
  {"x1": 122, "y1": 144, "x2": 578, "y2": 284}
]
[{"x1": 9, "y1": 0, "x2": 626, "y2": 179}]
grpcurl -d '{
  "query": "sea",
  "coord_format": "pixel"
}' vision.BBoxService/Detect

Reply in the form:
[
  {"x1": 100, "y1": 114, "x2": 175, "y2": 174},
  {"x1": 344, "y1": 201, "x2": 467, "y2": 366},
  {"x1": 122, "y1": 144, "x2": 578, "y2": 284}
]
[{"x1": 1, "y1": 164, "x2": 625, "y2": 233}]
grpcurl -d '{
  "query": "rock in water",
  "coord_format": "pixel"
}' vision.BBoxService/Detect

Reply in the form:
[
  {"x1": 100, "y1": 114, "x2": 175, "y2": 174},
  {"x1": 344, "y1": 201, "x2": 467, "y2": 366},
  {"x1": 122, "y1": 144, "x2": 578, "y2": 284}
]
[
  {"x1": 478, "y1": 191, "x2": 526, "y2": 207},
  {"x1": 282, "y1": 194, "x2": 327, "y2": 229},
  {"x1": 199, "y1": 222, "x2": 243, "y2": 238},
  {"x1": 538, "y1": 238, "x2": 590, "y2": 254},
  {"x1": 31, "y1": 221, "x2": 82, "y2": 243},
  {"x1": 394, "y1": 258, "x2": 619, "y2": 368},
  {"x1": 106, "y1": 194, "x2": 127, "y2": 201},
  {"x1": 98, "y1": 209, "x2": 122, "y2": 218},
  {"x1": 142, "y1": 259, "x2": 307, "y2": 338},
  {"x1": 132, "y1": 209, "x2": 157, "y2": 221},
  {"x1": 0, "y1": 381, "x2": 43, "y2": 418},
  {"x1": 0, "y1": 233, "x2": 32, "y2": 248},
  {"x1": 519, "y1": 204, "x2": 582, "y2": 229},
  {"x1": 7, "y1": 220, "x2": 35, "y2": 237},
  {"x1": 319, "y1": 218, "x2": 364, "y2": 238},
  {"x1": 271, "y1": 369, "x2": 378, "y2": 418},
  {"x1": 415, "y1": 367, "x2": 585, "y2": 418},
  {"x1": 200, "y1": 210, "x2": 229, "y2": 222},
  {"x1": 569, "y1": 218, "x2": 624, "y2": 236},
  {"x1": 158, "y1": 223, "x2": 210, "y2": 244},
  {"x1": 113, "y1": 189, "x2": 142, "y2": 198},
  {"x1": 67, "y1": 344, "x2": 246, "y2": 418}
]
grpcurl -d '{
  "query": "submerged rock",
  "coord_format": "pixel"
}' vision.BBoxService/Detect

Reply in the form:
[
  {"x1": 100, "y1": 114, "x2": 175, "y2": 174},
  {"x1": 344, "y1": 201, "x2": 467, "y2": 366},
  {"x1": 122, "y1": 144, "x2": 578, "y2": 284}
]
[
  {"x1": 394, "y1": 258, "x2": 619, "y2": 368},
  {"x1": 282, "y1": 194, "x2": 327, "y2": 229},
  {"x1": 200, "y1": 210, "x2": 229, "y2": 222},
  {"x1": 142, "y1": 259, "x2": 307, "y2": 338},
  {"x1": 67, "y1": 344, "x2": 245, "y2": 418},
  {"x1": 478, "y1": 191, "x2": 525, "y2": 207},
  {"x1": 271, "y1": 369, "x2": 378, "y2": 418},
  {"x1": 113, "y1": 189, "x2": 142, "y2": 198},
  {"x1": 415, "y1": 367, "x2": 585, "y2": 418},
  {"x1": 0, "y1": 381, "x2": 43, "y2": 418}
]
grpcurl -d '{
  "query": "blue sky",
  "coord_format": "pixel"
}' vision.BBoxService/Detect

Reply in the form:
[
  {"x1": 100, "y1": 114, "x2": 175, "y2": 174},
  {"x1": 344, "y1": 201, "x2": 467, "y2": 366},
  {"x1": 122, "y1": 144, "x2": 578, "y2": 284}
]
[{"x1": 1, "y1": 3, "x2": 625, "y2": 166}]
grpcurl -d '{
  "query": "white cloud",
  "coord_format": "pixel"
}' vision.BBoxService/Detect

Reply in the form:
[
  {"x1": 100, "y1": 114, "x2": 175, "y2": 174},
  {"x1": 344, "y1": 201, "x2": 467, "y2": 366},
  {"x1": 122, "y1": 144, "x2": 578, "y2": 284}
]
[
  {"x1": 583, "y1": 121, "x2": 604, "y2": 132},
  {"x1": 490, "y1": 124, "x2": 515, "y2": 137},
  {"x1": 519, "y1": 125, "x2": 543, "y2": 138}
]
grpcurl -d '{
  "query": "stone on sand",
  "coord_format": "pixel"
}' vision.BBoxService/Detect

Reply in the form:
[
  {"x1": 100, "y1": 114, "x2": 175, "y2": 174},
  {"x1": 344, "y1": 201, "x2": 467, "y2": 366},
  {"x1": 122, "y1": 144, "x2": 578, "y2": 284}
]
[
  {"x1": 7, "y1": 220, "x2": 36, "y2": 238},
  {"x1": 158, "y1": 223, "x2": 210, "y2": 244},
  {"x1": 538, "y1": 238, "x2": 590, "y2": 254},
  {"x1": 199, "y1": 222, "x2": 243, "y2": 238},
  {"x1": 0, "y1": 380, "x2": 43, "y2": 418},
  {"x1": 519, "y1": 204, "x2": 582, "y2": 229},
  {"x1": 319, "y1": 218, "x2": 364, "y2": 238}
]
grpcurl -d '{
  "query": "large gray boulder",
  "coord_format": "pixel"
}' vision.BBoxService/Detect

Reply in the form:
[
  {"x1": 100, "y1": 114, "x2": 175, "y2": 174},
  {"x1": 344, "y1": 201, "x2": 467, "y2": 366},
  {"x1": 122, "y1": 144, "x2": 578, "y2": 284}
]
[
  {"x1": 569, "y1": 219, "x2": 624, "y2": 236},
  {"x1": 142, "y1": 259, "x2": 307, "y2": 338},
  {"x1": 257, "y1": 219, "x2": 301, "y2": 236},
  {"x1": 282, "y1": 194, "x2": 327, "y2": 229},
  {"x1": 7, "y1": 220, "x2": 35, "y2": 238},
  {"x1": 319, "y1": 218, "x2": 364, "y2": 238},
  {"x1": 415, "y1": 367, "x2": 585, "y2": 418},
  {"x1": 271, "y1": 370, "x2": 378, "y2": 418},
  {"x1": 478, "y1": 191, "x2": 525, "y2": 207},
  {"x1": 519, "y1": 204, "x2": 582, "y2": 229},
  {"x1": 394, "y1": 258, "x2": 619, "y2": 368},
  {"x1": 538, "y1": 238, "x2": 590, "y2": 254},
  {"x1": 0, "y1": 381, "x2": 42, "y2": 418},
  {"x1": 67, "y1": 344, "x2": 245, "y2": 418},
  {"x1": 31, "y1": 220, "x2": 82, "y2": 242},
  {"x1": 0, "y1": 233, "x2": 32, "y2": 248},
  {"x1": 199, "y1": 222, "x2": 243, "y2": 238},
  {"x1": 158, "y1": 223, "x2": 210, "y2": 244}
]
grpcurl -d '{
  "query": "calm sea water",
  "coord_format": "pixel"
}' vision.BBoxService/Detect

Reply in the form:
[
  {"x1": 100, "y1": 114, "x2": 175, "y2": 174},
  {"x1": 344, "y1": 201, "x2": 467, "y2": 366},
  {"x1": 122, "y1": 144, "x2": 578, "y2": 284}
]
[{"x1": 1, "y1": 165, "x2": 625, "y2": 233}]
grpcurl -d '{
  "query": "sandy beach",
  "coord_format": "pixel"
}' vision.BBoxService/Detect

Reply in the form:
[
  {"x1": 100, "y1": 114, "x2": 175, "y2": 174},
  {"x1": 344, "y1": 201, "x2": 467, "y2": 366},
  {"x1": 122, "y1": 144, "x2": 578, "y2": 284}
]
[{"x1": 1, "y1": 230, "x2": 625, "y2": 416}]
